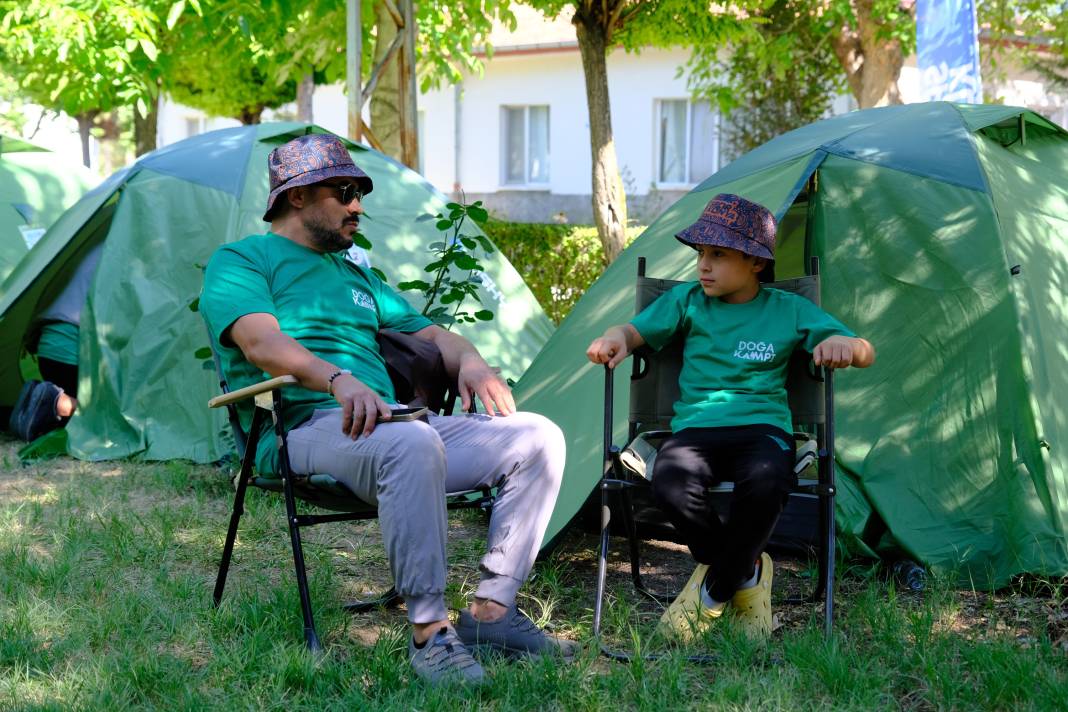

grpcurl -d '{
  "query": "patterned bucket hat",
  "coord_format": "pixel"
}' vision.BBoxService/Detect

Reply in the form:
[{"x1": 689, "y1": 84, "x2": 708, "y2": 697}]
[
  {"x1": 675, "y1": 193, "x2": 777, "y2": 282},
  {"x1": 262, "y1": 133, "x2": 373, "y2": 221}
]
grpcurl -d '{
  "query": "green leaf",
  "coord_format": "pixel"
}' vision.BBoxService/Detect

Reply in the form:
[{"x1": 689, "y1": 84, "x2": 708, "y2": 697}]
[
  {"x1": 397, "y1": 280, "x2": 431, "y2": 291},
  {"x1": 352, "y1": 233, "x2": 372, "y2": 249},
  {"x1": 370, "y1": 267, "x2": 388, "y2": 283},
  {"x1": 467, "y1": 205, "x2": 489, "y2": 225},
  {"x1": 474, "y1": 310, "x2": 494, "y2": 321},
  {"x1": 475, "y1": 235, "x2": 494, "y2": 253},
  {"x1": 139, "y1": 38, "x2": 158, "y2": 62},
  {"x1": 194, "y1": 347, "x2": 213, "y2": 359},
  {"x1": 445, "y1": 202, "x2": 463, "y2": 211},
  {"x1": 454, "y1": 255, "x2": 478, "y2": 270},
  {"x1": 416, "y1": 213, "x2": 436, "y2": 223},
  {"x1": 187, "y1": 297, "x2": 200, "y2": 312},
  {"x1": 460, "y1": 237, "x2": 477, "y2": 250},
  {"x1": 424, "y1": 260, "x2": 445, "y2": 272},
  {"x1": 435, "y1": 219, "x2": 454, "y2": 231},
  {"x1": 440, "y1": 292, "x2": 460, "y2": 304},
  {"x1": 166, "y1": 1, "x2": 186, "y2": 30},
  {"x1": 428, "y1": 241, "x2": 446, "y2": 251}
]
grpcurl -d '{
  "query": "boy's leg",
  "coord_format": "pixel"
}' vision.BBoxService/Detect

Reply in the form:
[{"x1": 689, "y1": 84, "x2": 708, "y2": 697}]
[
  {"x1": 704, "y1": 425, "x2": 795, "y2": 602},
  {"x1": 651, "y1": 425, "x2": 795, "y2": 600}
]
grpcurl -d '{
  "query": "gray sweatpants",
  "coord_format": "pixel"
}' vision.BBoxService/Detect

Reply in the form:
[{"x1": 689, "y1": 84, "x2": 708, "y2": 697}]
[{"x1": 285, "y1": 408, "x2": 565, "y2": 624}]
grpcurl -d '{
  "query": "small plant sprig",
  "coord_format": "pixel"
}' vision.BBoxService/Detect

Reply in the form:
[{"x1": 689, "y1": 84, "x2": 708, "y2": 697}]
[{"x1": 398, "y1": 200, "x2": 496, "y2": 329}]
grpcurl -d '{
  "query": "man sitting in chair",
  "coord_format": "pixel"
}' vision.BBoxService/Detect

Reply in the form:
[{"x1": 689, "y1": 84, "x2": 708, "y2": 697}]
[
  {"x1": 200, "y1": 133, "x2": 573, "y2": 685},
  {"x1": 586, "y1": 194, "x2": 875, "y2": 643}
]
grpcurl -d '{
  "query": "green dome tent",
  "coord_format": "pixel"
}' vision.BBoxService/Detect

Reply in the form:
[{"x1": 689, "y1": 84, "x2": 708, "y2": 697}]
[
  {"x1": 0, "y1": 134, "x2": 96, "y2": 283},
  {"x1": 518, "y1": 102, "x2": 1068, "y2": 587},
  {"x1": 0, "y1": 123, "x2": 554, "y2": 463}
]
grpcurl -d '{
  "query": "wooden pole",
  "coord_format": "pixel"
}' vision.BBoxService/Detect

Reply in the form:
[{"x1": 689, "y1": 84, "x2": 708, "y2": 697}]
[
  {"x1": 398, "y1": 0, "x2": 419, "y2": 169},
  {"x1": 346, "y1": 0, "x2": 362, "y2": 142}
]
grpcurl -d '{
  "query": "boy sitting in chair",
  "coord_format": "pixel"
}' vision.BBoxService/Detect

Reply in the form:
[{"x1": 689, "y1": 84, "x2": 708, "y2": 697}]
[{"x1": 585, "y1": 194, "x2": 875, "y2": 641}]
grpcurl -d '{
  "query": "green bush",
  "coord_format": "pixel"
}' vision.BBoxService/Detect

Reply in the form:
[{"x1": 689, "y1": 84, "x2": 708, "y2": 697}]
[{"x1": 487, "y1": 221, "x2": 642, "y2": 325}]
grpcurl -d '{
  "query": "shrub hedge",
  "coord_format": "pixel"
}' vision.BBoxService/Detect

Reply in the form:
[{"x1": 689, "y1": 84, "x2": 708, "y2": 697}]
[{"x1": 486, "y1": 221, "x2": 643, "y2": 325}]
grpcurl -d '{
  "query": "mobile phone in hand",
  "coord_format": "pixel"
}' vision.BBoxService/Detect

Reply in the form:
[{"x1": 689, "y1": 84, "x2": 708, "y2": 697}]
[{"x1": 377, "y1": 406, "x2": 429, "y2": 423}]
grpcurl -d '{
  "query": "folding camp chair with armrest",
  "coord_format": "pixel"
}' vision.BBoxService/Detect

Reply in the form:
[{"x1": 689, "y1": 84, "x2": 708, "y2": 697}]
[
  {"x1": 592, "y1": 256, "x2": 837, "y2": 651},
  {"x1": 206, "y1": 328, "x2": 493, "y2": 654}
]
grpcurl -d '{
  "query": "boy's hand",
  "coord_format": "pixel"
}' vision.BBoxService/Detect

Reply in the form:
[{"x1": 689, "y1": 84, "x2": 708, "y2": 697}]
[
  {"x1": 813, "y1": 335, "x2": 855, "y2": 369},
  {"x1": 587, "y1": 333, "x2": 629, "y2": 369}
]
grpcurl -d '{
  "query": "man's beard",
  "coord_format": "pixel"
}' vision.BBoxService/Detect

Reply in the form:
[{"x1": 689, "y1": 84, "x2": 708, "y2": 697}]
[{"x1": 303, "y1": 213, "x2": 357, "y2": 253}]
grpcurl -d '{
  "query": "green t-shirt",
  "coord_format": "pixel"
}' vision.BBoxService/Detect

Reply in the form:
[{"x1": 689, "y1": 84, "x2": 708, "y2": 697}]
[
  {"x1": 200, "y1": 232, "x2": 433, "y2": 473},
  {"x1": 629, "y1": 283, "x2": 854, "y2": 434},
  {"x1": 36, "y1": 321, "x2": 80, "y2": 365}
]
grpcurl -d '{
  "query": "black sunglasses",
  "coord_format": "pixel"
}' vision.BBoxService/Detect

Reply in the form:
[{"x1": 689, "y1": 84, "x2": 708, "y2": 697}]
[{"x1": 321, "y1": 182, "x2": 363, "y2": 205}]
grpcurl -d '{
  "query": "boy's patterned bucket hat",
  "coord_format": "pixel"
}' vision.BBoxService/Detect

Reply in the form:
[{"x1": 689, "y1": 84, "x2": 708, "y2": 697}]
[
  {"x1": 263, "y1": 134, "x2": 373, "y2": 221},
  {"x1": 675, "y1": 193, "x2": 777, "y2": 282}
]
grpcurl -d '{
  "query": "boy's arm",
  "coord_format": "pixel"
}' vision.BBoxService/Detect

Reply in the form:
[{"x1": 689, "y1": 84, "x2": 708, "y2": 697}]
[
  {"x1": 586, "y1": 324, "x2": 646, "y2": 369},
  {"x1": 813, "y1": 335, "x2": 875, "y2": 369}
]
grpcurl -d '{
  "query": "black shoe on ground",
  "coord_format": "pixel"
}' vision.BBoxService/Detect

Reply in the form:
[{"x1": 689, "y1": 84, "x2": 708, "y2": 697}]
[{"x1": 8, "y1": 380, "x2": 63, "y2": 441}]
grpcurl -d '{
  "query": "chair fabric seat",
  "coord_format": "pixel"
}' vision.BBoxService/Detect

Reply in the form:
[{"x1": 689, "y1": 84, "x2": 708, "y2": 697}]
[{"x1": 251, "y1": 473, "x2": 487, "y2": 514}]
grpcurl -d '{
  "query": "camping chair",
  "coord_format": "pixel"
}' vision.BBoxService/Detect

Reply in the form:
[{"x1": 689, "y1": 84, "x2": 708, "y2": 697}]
[
  {"x1": 592, "y1": 256, "x2": 838, "y2": 653},
  {"x1": 206, "y1": 327, "x2": 493, "y2": 654}
]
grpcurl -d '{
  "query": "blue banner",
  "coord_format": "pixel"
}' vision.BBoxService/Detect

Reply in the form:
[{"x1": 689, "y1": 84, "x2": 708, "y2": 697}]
[{"x1": 916, "y1": 0, "x2": 983, "y2": 103}]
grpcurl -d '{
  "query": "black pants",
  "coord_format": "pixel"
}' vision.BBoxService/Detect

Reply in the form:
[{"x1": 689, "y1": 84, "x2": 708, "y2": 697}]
[
  {"x1": 39, "y1": 358, "x2": 79, "y2": 399},
  {"x1": 651, "y1": 424, "x2": 796, "y2": 601}
]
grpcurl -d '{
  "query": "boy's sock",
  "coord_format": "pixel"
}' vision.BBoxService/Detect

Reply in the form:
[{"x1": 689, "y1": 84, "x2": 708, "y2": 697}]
[
  {"x1": 699, "y1": 584, "x2": 726, "y2": 610},
  {"x1": 702, "y1": 559, "x2": 761, "y2": 607},
  {"x1": 737, "y1": 560, "x2": 760, "y2": 590}
]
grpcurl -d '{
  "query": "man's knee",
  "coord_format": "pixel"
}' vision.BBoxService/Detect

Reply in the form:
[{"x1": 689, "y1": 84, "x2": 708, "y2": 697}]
[
  {"x1": 509, "y1": 412, "x2": 566, "y2": 480},
  {"x1": 380, "y1": 420, "x2": 447, "y2": 482}
]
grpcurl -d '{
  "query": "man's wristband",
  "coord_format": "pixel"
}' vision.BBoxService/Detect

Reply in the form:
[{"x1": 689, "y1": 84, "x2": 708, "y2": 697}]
[{"x1": 326, "y1": 369, "x2": 351, "y2": 396}]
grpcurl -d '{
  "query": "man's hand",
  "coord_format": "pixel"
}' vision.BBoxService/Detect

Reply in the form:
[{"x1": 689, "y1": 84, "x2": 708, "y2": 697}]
[
  {"x1": 813, "y1": 335, "x2": 856, "y2": 369},
  {"x1": 458, "y1": 354, "x2": 515, "y2": 416},
  {"x1": 332, "y1": 374, "x2": 392, "y2": 438},
  {"x1": 586, "y1": 328, "x2": 631, "y2": 369}
]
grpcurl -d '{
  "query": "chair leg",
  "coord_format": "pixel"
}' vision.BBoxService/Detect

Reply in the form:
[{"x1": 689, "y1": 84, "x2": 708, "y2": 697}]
[
  {"x1": 213, "y1": 466, "x2": 251, "y2": 607},
  {"x1": 343, "y1": 587, "x2": 403, "y2": 613},
  {"x1": 277, "y1": 465, "x2": 318, "y2": 653},
  {"x1": 823, "y1": 490, "x2": 836, "y2": 636},
  {"x1": 620, "y1": 487, "x2": 675, "y2": 605},
  {"x1": 592, "y1": 481, "x2": 612, "y2": 639}
]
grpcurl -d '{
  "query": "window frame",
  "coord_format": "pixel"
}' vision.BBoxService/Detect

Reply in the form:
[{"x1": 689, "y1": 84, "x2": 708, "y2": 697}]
[
  {"x1": 654, "y1": 98, "x2": 720, "y2": 189},
  {"x1": 500, "y1": 104, "x2": 550, "y2": 189}
]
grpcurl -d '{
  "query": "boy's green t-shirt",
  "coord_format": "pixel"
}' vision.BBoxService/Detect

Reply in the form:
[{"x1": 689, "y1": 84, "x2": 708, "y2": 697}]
[
  {"x1": 200, "y1": 232, "x2": 432, "y2": 473},
  {"x1": 629, "y1": 283, "x2": 854, "y2": 435}
]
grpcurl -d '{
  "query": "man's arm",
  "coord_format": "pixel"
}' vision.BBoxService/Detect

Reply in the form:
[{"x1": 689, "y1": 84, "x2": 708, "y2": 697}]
[
  {"x1": 229, "y1": 312, "x2": 392, "y2": 438},
  {"x1": 410, "y1": 324, "x2": 515, "y2": 416}
]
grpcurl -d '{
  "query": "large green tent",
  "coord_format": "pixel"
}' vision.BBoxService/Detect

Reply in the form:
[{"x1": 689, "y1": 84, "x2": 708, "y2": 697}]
[
  {"x1": 0, "y1": 134, "x2": 96, "y2": 284},
  {"x1": 0, "y1": 123, "x2": 553, "y2": 463},
  {"x1": 518, "y1": 102, "x2": 1068, "y2": 587}
]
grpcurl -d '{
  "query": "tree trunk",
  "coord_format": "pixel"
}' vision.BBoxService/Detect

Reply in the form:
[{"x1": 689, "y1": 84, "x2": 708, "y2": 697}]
[
  {"x1": 574, "y1": 7, "x2": 628, "y2": 264},
  {"x1": 134, "y1": 95, "x2": 159, "y2": 156},
  {"x1": 239, "y1": 107, "x2": 263, "y2": 124},
  {"x1": 96, "y1": 111, "x2": 126, "y2": 176},
  {"x1": 369, "y1": 0, "x2": 403, "y2": 161},
  {"x1": 297, "y1": 73, "x2": 315, "y2": 122},
  {"x1": 76, "y1": 112, "x2": 96, "y2": 168},
  {"x1": 831, "y1": 0, "x2": 910, "y2": 108}
]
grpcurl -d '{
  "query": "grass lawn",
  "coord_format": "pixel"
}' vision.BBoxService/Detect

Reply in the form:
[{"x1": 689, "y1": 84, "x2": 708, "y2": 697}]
[{"x1": 1, "y1": 436, "x2": 1065, "y2": 711}]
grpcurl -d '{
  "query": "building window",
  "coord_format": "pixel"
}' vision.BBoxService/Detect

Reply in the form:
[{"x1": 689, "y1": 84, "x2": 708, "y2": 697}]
[
  {"x1": 656, "y1": 99, "x2": 720, "y2": 185},
  {"x1": 184, "y1": 116, "x2": 207, "y2": 138},
  {"x1": 501, "y1": 105, "x2": 550, "y2": 186}
]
